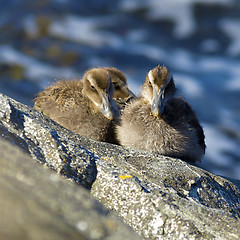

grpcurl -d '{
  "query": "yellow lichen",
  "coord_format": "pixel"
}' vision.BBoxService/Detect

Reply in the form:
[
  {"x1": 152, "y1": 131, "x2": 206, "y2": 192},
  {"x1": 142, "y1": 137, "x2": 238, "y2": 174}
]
[
  {"x1": 119, "y1": 175, "x2": 133, "y2": 180},
  {"x1": 102, "y1": 158, "x2": 109, "y2": 162}
]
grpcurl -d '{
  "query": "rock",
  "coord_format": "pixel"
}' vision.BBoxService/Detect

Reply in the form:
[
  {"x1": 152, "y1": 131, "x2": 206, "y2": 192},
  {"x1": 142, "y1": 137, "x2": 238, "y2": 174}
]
[
  {"x1": 0, "y1": 93, "x2": 98, "y2": 189},
  {"x1": 0, "y1": 92, "x2": 240, "y2": 239},
  {"x1": 0, "y1": 137, "x2": 140, "y2": 240}
]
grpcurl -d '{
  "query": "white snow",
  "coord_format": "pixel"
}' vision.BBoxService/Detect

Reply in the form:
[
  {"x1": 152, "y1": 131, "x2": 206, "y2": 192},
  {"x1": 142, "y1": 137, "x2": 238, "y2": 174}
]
[
  {"x1": 174, "y1": 73, "x2": 203, "y2": 98},
  {"x1": 50, "y1": 15, "x2": 122, "y2": 47},
  {"x1": 0, "y1": 45, "x2": 75, "y2": 81},
  {"x1": 203, "y1": 123, "x2": 239, "y2": 166},
  {"x1": 220, "y1": 19, "x2": 240, "y2": 56},
  {"x1": 120, "y1": 0, "x2": 234, "y2": 38}
]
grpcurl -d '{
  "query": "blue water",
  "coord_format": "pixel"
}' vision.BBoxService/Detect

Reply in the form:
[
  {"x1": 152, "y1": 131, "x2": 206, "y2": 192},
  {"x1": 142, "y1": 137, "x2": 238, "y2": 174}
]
[{"x1": 0, "y1": 0, "x2": 240, "y2": 180}]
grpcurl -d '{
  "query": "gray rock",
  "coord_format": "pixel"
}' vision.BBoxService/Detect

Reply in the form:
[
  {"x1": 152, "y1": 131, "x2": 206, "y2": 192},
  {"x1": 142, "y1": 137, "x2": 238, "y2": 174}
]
[
  {"x1": 0, "y1": 93, "x2": 97, "y2": 189},
  {"x1": 0, "y1": 92, "x2": 240, "y2": 239},
  {"x1": 0, "y1": 137, "x2": 141, "y2": 240}
]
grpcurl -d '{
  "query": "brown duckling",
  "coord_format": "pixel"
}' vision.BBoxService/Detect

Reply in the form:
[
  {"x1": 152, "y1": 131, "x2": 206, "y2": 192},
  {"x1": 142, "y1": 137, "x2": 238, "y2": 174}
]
[
  {"x1": 116, "y1": 65, "x2": 206, "y2": 162},
  {"x1": 34, "y1": 68, "x2": 121, "y2": 143}
]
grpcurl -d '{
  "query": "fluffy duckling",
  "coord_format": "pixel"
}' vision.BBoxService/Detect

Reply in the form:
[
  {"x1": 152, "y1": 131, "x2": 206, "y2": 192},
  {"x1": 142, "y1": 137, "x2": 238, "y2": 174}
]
[
  {"x1": 116, "y1": 65, "x2": 206, "y2": 162},
  {"x1": 34, "y1": 68, "x2": 122, "y2": 143}
]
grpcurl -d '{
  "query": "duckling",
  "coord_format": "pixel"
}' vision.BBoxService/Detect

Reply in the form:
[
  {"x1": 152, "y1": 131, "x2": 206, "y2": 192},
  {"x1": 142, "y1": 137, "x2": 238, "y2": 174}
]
[
  {"x1": 34, "y1": 68, "x2": 121, "y2": 143},
  {"x1": 116, "y1": 65, "x2": 206, "y2": 162}
]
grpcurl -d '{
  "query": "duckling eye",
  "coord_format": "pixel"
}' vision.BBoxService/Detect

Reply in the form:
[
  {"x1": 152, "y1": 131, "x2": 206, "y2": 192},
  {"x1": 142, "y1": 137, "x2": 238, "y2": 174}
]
[
  {"x1": 148, "y1": 80, "x2": 152, "y2": 86},
  {"x1": 112, "y1": 82, "x2": 118, "y2": 87},
  {"x1": 90, "y1": 85, "x2": 96, "y2": 91}
]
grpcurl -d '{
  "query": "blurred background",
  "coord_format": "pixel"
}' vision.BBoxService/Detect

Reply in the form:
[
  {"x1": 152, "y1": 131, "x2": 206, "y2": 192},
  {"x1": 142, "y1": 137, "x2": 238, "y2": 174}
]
[{"x1": 0, "y1": 0, "x2": 240, "y2": 180}]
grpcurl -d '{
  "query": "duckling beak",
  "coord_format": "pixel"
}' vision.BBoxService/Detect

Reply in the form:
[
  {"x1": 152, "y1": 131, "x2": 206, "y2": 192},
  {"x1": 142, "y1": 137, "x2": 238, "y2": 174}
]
[
  {"x1": 127, "y1": 88, "x2": 136, "y2": 99},
  {"x1": 151, "y1": 86, "x2": 165, "y2": 117},
  {"x1": 99, "y1": 93, "x2": 113, "y2": 120},
  {"x1": 122, "y1": 86, "x2": 135, "y2": 102}
]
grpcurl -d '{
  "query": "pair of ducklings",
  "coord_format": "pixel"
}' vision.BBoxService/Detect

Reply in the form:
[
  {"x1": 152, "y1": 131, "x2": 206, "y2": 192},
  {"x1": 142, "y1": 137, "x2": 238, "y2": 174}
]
[{"x1": 34, "y1": 65, "x2": 206, "y2": 162}]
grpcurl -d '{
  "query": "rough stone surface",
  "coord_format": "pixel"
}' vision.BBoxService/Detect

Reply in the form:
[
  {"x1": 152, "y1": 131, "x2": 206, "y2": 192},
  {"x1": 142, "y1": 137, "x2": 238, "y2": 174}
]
[
  {"x1": 0, "y1": 138, "x2": 140, "y2": 240},
  {"x1": 1, "y1": 92, "x2": 240, "y2": 239},
  {"x1": 0, "y1": 93, "x2": 97, "y2": 189}
]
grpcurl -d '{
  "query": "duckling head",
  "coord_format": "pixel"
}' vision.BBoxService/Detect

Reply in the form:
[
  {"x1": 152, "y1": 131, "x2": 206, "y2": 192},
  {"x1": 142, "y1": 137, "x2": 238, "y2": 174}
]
[
  {"x1": 82, "y1": 68, "x2": 119, "y2": 120},
  {"x1": 142, "y1": 65, "x2": 176, "y2": 117},
  {"x1": 105, "y1": 67, "x2": 135, "y2": 100}
]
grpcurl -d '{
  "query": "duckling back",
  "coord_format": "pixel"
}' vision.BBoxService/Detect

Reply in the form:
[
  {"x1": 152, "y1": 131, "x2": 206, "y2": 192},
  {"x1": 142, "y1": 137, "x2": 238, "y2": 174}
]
[{"x1": 34, "y1": 79, "x2": 118, "y2": 144}]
